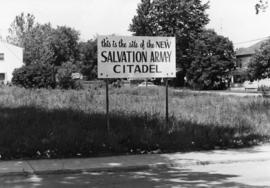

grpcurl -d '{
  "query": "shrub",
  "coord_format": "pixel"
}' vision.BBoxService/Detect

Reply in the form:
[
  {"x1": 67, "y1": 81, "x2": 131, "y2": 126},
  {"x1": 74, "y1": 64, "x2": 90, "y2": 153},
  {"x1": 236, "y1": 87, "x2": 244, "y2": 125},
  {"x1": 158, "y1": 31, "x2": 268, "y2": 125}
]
[
  {"x1": 12, "y1": 63, "x2": 56, "y2": 88},
  {"x1": 258, "y1": 85, "x2": 270, "y2": 92},
  {"x1": 56, "y1": 62, "x2": 80, "y2": 89},
  {"x1": 258, "y1": 85, "x2": 270, "y2": 98}
]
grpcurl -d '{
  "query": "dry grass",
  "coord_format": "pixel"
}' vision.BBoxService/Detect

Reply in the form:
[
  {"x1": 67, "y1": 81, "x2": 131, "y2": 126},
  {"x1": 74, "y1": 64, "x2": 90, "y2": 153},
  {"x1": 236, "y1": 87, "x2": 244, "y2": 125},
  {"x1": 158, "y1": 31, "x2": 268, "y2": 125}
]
[
  {"x1": 2, "y1": 86, "x2": 269, "y2": 134},
  {"x1": 0, "y1": 86, "x2": 269, "y2": 160}
]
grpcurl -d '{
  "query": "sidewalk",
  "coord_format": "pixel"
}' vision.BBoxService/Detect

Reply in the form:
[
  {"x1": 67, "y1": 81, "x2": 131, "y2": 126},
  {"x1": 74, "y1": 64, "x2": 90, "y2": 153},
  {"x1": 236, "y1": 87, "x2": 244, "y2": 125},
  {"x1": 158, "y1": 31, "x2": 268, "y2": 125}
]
[{"x1": 0, "y1": 144, "x2": 270, "y2": 177}]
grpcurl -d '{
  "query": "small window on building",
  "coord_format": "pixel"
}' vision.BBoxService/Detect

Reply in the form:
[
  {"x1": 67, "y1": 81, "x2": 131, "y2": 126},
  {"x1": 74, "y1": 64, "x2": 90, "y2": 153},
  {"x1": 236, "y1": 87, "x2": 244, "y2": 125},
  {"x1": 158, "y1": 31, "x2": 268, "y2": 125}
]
[
  {"x1": 0, "y1": 53, "x2": 4, "y2": 61},
  {"x1": 0, "y1": 73, "x2": 5, "y2": 81}
]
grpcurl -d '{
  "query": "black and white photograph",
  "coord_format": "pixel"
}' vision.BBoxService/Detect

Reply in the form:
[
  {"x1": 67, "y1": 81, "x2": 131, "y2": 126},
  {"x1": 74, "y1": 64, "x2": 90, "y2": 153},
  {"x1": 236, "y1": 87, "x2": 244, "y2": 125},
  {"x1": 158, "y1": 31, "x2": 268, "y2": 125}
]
[{"x1": 0, "y1": 0, "x2": 270, "y2": 187}]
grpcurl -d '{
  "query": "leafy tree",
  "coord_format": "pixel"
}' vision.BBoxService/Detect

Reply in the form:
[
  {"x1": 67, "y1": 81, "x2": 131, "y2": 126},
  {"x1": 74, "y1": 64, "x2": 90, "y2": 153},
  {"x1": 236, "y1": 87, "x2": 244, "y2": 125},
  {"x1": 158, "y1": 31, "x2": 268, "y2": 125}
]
[
  {"x1": 50, "y1": 26, "x2": 80, "y2": 66},
  {"x1": 79, "y1": 39, "x2": 97, "y2": 80},
  {"x1": 8, "y1": 17, "x2": 57, "y2": 88},
  {"x1": 9, "y1": 13, "x2": 81, "y2": 89},
  {"x1": 129, "y1": 0, "x2": 209, "y2": 84},
  {"x1": 6, "y1": 13, "x2": 35, "y2": 47},
  {"x1": 248, "y1": 40, "x2": 270, "y2": 80},
  {"x1": 187, "y1": 29, "x2": 235, "y2": 90},
  {"x1": 8, "y1": 14, "x2": 80, "y2": 67},
  {"x1": 23, "y1": 23, "x2": 55, "y2": 65},
  {"x1": 255, "y1": 0, "x2": 268, "y2": 14},
  {"x1": 129, "y1": 0, "x2": 153, "y2": 36}
]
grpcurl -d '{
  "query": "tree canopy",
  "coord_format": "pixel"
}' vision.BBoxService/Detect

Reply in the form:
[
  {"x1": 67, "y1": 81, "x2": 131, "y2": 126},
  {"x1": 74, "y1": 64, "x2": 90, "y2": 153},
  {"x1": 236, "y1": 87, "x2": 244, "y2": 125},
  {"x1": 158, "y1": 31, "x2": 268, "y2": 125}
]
[
  {"x1": 50, "y1": 26, "x2": 80, "y2": 66},
  {"x1": 79, "y1": 39, "x2": 97, "y2": 80},
  {"x1": 130, "y1": 0, "x2": 209, "y2": 84},
  {"x1": 22, "y1": 23, "x2": 55, "y2": 65},
  {"x1": 6, "y1": 13, "x2": 35, "y2": 47},
  {"x1": 130, "y1": 0, "x2": 238, "y2": 88},
  {"x1": 255, "y1": 0, "x2": 268, "y2": 14},
  {"x1": 7, "y1": 12, "x2": 81, "y2": 66},
  {"x1": 248, "y1": 40, "x2": 270, "y2": 80},
  {"x1": 187, "y1": 29, "x2": 235, "y2": 89},
  {"x1": 7, "y1": 13, "x2": 87, "y2": 88},
  {"x1": 129, "y1": 0, "x2": 153, "y2": 36}
]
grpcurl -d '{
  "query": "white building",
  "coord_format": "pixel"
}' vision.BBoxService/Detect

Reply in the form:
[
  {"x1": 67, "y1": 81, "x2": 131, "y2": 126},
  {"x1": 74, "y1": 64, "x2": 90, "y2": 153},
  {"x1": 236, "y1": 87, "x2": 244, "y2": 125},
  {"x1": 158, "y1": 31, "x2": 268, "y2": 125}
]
[{"x1": 0, "y1": 41, "x2": 23, "y2": 84}]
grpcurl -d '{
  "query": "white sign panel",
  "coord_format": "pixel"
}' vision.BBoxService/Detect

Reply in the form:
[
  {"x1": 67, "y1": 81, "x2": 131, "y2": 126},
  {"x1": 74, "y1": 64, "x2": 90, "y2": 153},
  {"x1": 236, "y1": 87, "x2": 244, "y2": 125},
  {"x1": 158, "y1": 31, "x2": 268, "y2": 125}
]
[{"x1": 98, "y1": 36, "x2": 176, "y2": 78}]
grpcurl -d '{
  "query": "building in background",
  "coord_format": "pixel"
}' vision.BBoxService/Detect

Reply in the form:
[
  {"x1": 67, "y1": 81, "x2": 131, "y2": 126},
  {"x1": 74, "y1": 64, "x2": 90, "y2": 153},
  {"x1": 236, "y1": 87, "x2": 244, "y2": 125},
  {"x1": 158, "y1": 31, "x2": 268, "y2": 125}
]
[
  {"x1": 233, "y1": 40, "x2": 266, "y2": 84},
  {"x1": 0, "y1": 40, "x2": 23, "y2": 84},
  {"x1": 231, "y1": 39, "x2": 270, "y2": 91}
]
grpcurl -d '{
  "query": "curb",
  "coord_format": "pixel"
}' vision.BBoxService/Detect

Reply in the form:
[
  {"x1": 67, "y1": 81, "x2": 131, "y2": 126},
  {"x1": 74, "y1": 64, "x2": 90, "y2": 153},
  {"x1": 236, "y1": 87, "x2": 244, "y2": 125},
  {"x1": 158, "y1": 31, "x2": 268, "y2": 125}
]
[{"x1": 1, "y1": 157, "x2": 270, "y2": 177}]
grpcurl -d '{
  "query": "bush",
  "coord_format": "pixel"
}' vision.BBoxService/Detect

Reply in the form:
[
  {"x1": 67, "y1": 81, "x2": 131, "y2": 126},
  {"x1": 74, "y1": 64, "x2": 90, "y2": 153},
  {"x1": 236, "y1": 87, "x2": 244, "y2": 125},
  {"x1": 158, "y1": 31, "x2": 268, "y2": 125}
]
[
  {"x1": 12, "y1": 64, "x2": 56, "y2": 88},
  {"x1": 56, "y1": 62, "x2": 80, "y2": 89},
  {"x1": 258, "y1": 85, "x2": 270, "y2": 92},
  {"x1": 258, "y1": 85, "x2": 270, "y2": 98}
]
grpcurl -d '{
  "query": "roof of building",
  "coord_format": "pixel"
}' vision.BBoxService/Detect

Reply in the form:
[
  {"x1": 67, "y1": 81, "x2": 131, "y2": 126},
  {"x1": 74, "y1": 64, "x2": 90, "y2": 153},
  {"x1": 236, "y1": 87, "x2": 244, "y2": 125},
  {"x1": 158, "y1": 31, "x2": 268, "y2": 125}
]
[{"x1": 236, "y1": 39, "x2": 269, "y2": 57}]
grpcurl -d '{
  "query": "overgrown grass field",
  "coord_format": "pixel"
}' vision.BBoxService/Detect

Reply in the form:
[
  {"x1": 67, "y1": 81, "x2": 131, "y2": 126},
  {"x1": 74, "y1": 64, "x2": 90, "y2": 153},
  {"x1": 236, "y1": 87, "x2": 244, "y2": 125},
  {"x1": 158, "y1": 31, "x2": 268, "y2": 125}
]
[{"x1": 0, "y1": 86, "x2": 270, "y2": 160}]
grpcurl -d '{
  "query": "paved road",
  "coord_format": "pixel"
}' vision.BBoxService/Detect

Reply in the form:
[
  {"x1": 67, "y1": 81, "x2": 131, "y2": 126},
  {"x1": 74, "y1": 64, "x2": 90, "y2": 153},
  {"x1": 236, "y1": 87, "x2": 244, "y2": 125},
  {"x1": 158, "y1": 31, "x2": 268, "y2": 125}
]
[{"x1": 1, "y1": 160, "x2": 270, "y2": 188}]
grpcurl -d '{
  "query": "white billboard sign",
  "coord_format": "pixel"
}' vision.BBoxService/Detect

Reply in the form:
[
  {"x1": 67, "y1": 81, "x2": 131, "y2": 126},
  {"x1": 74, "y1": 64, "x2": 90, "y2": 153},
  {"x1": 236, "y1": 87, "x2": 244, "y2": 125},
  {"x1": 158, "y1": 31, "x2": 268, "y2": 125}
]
[{"x1": 98, "y1": 36, "x2": 176, "y2": 78}]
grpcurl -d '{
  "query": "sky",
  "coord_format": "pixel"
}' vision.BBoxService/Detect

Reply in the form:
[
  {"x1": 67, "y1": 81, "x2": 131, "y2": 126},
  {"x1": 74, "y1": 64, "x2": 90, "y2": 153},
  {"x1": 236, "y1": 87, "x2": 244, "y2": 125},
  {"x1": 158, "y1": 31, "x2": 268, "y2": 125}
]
[{"x1": 0, "y1": 0, "x2": 270, "y2": 48}]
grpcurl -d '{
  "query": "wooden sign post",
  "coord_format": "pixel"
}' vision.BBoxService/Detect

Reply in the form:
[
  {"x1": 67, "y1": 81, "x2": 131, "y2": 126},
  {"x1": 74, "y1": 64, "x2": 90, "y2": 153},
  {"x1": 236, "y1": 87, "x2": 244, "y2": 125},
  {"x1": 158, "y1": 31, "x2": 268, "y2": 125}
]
[
  {"x1": 166, "y1": 79, "x2": 169, "y2": 123},
  {"x1": 105, "y1": 79, "x2": 110, "y2": 133}
]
